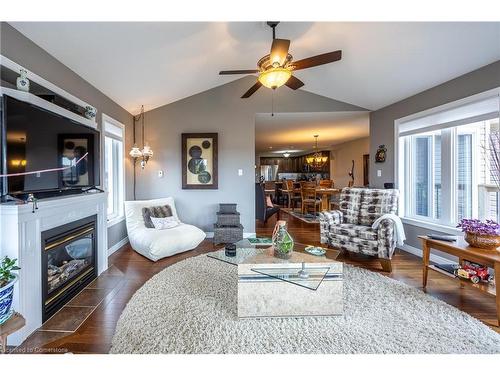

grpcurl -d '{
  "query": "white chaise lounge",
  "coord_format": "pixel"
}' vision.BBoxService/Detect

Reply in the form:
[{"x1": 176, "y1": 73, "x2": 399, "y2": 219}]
[{"x1": 124, "y1": 197, "x2": 206, "y2": 261}]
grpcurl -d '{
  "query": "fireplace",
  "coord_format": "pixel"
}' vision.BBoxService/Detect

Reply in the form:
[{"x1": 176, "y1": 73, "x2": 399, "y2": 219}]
[{"x1": 41, "y1": 215, "x2": 97, "y2": 322}]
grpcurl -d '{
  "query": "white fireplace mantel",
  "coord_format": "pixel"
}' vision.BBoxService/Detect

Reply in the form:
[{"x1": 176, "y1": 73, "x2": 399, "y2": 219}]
[{"x1": 0, "y1": 192, "x2": 108, "y2": 345}]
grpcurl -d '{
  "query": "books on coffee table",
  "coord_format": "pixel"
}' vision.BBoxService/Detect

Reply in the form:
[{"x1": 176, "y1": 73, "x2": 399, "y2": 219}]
[{"x1": 427, "y1": 234, "x2": 457, "y2": 242}]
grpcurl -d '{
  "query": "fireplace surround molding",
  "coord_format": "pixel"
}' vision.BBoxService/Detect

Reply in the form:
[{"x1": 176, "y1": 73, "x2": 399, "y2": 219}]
[{"x1": 0, "y1": 192, "x2": 107, "y2": 345}]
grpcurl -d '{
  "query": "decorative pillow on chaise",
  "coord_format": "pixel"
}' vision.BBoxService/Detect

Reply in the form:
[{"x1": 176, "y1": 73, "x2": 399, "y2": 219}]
[
  {"x1": 150, "y1": 216, "x2": 180, "y2": 230},
  {"x1": 142, "y1": 205, "x2": 172, "y2": 228}
]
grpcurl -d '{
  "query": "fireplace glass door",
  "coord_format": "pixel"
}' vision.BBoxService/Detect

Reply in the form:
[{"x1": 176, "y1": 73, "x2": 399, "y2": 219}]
[{"x1": 42, "y1": 215, "x2": 97, "y2": 321}]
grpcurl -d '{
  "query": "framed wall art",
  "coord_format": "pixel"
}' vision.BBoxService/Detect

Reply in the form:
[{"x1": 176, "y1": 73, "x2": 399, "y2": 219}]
[{"x1": 182, "y1": 133, "x2": 218, "y2": 189}]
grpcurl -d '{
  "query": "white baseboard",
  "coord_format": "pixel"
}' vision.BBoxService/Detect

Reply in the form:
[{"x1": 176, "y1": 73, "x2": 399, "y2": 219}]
[
  {"x1": 108, "y1": 236, "x2": 129, "y2": 256},
  {"x1": 399, "y1": 243, "x2": 454, "y2": 264},
  {"x1": 205, "y1": 232, "x2": 257, "y2": 239}
]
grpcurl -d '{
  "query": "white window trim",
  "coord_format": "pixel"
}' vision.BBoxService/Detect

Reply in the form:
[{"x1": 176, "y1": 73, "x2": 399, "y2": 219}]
[
  {"x1": 394, "y1": 87, "x2": 500, "y2": 232},
  {"x1": 102, "y1": 113, "x2": 126, "y2": 228}
]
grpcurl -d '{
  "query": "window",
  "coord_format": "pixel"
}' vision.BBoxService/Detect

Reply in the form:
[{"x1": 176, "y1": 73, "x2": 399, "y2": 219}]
[
  {"x1": 398, "y1": 90, "x2": 500, "y2": 229},
  {"x1": 103, "y1": 115, "x2": 125, "y2": 225}
]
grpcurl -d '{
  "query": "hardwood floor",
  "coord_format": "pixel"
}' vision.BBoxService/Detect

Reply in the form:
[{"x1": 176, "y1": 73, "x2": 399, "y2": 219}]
[{"x1": 13, "y1": 211, "x2": 499, "y2": 353}]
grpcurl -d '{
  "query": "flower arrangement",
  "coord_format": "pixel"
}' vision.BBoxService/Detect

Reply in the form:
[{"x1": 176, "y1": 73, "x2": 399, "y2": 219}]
[
  {"x1": 457, "y1": 219, "x2": 500, "y2": 236},
  {"x1": 457, "y1": 219, "x2": 500, "y2": 250}
]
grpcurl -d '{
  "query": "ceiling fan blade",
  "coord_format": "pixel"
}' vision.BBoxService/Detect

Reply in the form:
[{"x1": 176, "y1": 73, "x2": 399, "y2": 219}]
[
  {"x1": 270, "y1": 39, "x2": 290, "y2": 66},
  {"x1": 241, "y1": 82, "x2": 262, "y2": 98},
  {"x1": 219, "y1": 69, "x2": 259, "y2": 75},
  {"x1": 292, "y1": 50, "x2": 342, "y2": 71},
  {"x1": 285, "y1": 75, "x2": 305, "y2": 90}
]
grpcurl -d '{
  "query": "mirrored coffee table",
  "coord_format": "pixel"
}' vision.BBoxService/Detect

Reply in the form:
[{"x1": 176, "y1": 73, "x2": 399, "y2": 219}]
[{"x1": 208, "y1": 239, "x2": 343, "y2": 318}]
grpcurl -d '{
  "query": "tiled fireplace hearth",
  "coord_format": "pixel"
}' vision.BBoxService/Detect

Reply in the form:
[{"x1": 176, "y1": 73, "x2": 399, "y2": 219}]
[{"x1": 0, "y1": 192, "x2": 107, "y2": 345}]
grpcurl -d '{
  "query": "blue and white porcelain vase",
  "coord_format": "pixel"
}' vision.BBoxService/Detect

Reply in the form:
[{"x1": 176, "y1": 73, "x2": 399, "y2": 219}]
[
  {"x1": 0, "y1": 274, "x2": 17, "y2": 324},
  {"x1": 84, "y1": 106, "x2": 97, "y2": 120},
  {"x1": 16, "y1": 69, "x2": 30, "y2": 92}
]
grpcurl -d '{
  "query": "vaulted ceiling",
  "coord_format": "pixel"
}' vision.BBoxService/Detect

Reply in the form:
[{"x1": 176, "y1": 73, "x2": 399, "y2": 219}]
[{"x1": 10, "y1": 22, "x2": 500, "y2": 114}]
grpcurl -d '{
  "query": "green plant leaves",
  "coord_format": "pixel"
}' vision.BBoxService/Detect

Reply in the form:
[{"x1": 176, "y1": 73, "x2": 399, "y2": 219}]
[{"x1": 0, "y1": 256, "x2": 20, "y2": 284}]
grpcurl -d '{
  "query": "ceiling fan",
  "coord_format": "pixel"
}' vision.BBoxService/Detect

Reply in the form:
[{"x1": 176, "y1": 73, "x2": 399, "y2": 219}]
[{"x1": 219, "y1": 21, "x2": 342, "y2": 98}]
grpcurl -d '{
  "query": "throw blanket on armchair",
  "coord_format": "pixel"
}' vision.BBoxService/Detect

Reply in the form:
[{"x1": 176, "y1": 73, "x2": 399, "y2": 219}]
[{"x1": 372, "y1": 214, "x2": 406, "y2": 246}]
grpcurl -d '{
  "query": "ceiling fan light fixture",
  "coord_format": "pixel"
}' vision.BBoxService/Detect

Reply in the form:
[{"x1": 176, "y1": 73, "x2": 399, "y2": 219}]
[{"x1": 258, "y1": 67, "x2": 292, "y2": 89}]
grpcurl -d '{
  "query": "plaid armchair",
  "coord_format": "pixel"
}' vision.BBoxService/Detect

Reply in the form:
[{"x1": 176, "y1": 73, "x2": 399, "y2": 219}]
[{"x1": 319, "y1": 188, "x2": 399, "y2": 272}]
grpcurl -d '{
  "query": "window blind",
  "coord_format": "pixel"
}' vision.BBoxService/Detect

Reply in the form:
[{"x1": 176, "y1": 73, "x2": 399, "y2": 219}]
[{"x1": 104, "y1": 120, "x2": 124, "y2": 140}]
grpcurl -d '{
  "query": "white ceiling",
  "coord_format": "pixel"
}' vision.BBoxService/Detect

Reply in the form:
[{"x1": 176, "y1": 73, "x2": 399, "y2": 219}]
[
  {"x1": 255, "y1": 111, "x2": 370, "y2": 155},
  {"x1": 10, "y1": 22, "x2": 500, "y2": 114}
]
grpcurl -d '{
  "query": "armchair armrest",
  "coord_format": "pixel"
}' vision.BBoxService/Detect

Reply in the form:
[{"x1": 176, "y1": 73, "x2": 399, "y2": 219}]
[
  {"x1": 376, "y1": 218, "x2": 397, "y2": 259},
  {"x1": 318, "y1": 210, "x2": 343, "y2": 244}
]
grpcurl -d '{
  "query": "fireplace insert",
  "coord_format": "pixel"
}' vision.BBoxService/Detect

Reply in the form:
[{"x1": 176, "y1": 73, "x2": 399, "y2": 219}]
[{"x1": 41, "y1": 215, "x2": 97, "y2": 322}]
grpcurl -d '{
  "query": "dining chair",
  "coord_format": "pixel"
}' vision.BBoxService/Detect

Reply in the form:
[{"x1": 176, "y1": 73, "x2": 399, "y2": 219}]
[
  {"x1": 264, "y1": 181, "x2": 276, "y2": 203},
  {"x1": 300, "y1": 181, "x2": 321, "y2": 215},
  {"x1": 319, "y1": 179, "x2": 334, "y2": 188},
  {"x1": 284, "y1": 180, "x2": 301, "y2": 210}
]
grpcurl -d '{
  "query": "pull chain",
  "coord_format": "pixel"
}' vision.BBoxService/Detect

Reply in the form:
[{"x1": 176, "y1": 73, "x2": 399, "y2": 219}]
[{"x1": 271, "y1": 89, "x2": 275, "y2": 117}]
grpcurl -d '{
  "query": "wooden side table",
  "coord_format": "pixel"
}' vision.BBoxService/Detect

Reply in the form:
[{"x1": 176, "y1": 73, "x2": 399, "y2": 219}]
[
  {"x1": 419, "y1": 236, "x2": 500, "y2": 326},
  {"x1": 0, "y1": 312, "x2": 25, "y2": 353}
]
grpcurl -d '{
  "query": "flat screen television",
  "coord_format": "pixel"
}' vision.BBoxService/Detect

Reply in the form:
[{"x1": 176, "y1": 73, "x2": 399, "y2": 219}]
[{"x1": 1, "y1": 94, "x2": 100, "y2": 198}]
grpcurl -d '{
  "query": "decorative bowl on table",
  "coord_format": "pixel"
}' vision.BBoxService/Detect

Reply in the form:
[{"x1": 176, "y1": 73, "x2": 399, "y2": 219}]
[
  {"x1": 305, "y1": 246, "x2": 326, "y2": 256},
  {"x1": 458, "y1": 219, "x2": 500, "y2": 250}
]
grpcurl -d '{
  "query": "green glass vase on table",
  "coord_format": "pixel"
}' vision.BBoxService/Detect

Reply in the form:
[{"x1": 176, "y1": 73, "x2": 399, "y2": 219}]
[{"x1": 272, "y1": 220, "x2": 294, "y2": 259}]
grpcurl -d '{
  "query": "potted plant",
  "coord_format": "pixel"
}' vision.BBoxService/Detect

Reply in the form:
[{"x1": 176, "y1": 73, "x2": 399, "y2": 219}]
[
  {"x1": 0, "y1": 257, "x2": 20, "y2": 324},
  {"x1": 457, "y1": 219, "x2": 500, "y2": 250}
]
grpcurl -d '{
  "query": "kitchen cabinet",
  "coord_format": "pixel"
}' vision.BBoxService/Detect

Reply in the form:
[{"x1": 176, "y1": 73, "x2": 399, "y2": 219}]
[{"x1": 259, "y1": 151, "x2": 330, "y2": 174}]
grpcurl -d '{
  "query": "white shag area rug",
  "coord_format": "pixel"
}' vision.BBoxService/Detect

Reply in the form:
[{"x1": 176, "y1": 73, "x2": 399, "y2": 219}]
[{"x1": 110, "y1": 253, "x2": 500, "y2": 354}]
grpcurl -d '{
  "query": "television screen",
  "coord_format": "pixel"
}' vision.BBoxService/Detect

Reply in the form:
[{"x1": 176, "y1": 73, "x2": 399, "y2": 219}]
[{"x1": 1, "y1": 95, "x2": 99, "y2": 195}]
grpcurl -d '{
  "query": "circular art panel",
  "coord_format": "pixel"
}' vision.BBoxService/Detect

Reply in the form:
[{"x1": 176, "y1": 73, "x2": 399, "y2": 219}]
[
  {"x1": 198, "y1": 171, "x2": 212, "y2": 184},
  {"x1": 188, "y1": 146, "x2": 202, "y2": 158},
  {"x1": 188, "y1": 158, "x2": 207, "y2": 175}
]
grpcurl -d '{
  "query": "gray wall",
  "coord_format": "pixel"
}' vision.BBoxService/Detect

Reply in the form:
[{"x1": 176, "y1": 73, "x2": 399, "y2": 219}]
[
  {"x1": 369, "y1": 59, "x2": 500, "y2": 258},
  {"x1": 330, "y1": 137, "x2": 370, "y2": 188},
  {"x1": 370, "y1": 60, "x2": 500, "y2": 187},
  {"x1": 139, "y1": 75, "x2": 365, "y2": 233},
  {"x1": 0, "y1": 22, "x2": 134, "y2": 249}
]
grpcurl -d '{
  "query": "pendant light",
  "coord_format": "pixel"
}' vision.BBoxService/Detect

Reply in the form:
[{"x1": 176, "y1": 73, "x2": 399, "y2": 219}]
[
  {"x1": 129, "y1": 105, "x2": 153, "y2": 169},
  {"x1": 305, "y1": 135, "x2": 328, "y2": 169}
]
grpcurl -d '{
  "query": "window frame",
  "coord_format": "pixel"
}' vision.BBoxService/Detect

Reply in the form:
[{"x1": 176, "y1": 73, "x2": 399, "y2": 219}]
[
  {"x1": 102, "y1": 113, "x2": 125, "y2": 227},
  {"x1": 395, "y1": 87, "x2": 500, "y2": 234}
]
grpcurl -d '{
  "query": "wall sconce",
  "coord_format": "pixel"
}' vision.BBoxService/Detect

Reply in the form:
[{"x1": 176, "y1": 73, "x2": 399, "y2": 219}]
[{"x1": 129, "y1": 105, "x2": 153, "y2": 169}]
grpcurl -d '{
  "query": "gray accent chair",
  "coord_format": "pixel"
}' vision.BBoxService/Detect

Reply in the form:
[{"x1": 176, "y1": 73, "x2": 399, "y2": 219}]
[{"x1": 319, "y1": 187, "x2": 399, "y2": 272}]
